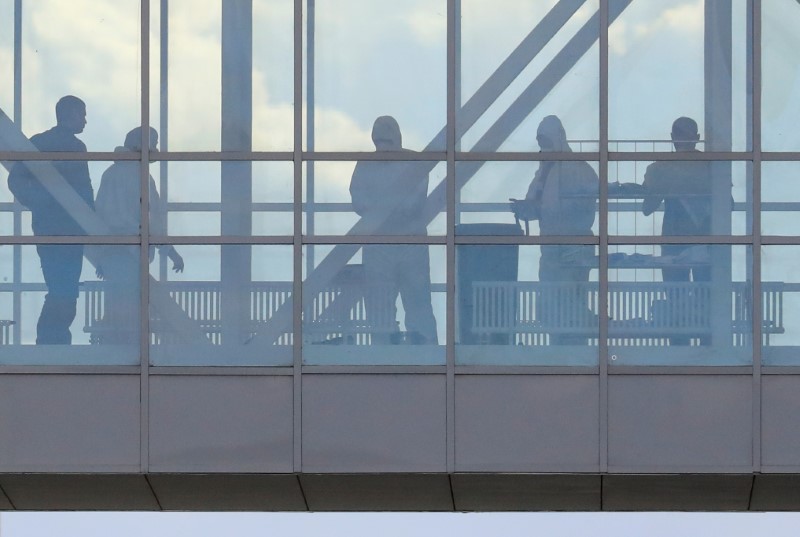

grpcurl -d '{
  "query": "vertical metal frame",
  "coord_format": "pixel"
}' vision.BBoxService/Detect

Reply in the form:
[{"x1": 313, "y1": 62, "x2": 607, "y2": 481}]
[
  {"x1": 140, "y1": 0, "x2": 152, "y2": 473},
  {"x1": 598, "y1": 0, "x2": 610, "y2": 474},
  {"x1": 751, "y1": 0, "x2": 762, "y2": 473},
  {"x1": 293, "y1": 0, "x2": 304, "y2": 473},
  {"x1": 446, "y1": 0, "x2": 457, "y2": 474}
]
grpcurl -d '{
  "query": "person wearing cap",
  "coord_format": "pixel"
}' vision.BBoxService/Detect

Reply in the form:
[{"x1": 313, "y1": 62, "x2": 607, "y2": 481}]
[
  {"x1": 641, "y1": 117, "x2": 714, "y2": 345},
  {"x1": 349, "y1": 116, "x2": 438, "y2": 345}
]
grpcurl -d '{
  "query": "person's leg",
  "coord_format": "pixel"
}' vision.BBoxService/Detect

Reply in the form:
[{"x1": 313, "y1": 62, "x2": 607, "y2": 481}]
[
  {"x1": 397, "y1": 245, "x2": 438, "y2": 344},
  {"x1": 362, "y1": 245, "x2": 398, "y2": 344},
  {"x1": 36, "y1": 245, "x2": 83, "y2": 345},
  {"x1": 660, "y1": 244, "x2": 691, "y2": 346}
]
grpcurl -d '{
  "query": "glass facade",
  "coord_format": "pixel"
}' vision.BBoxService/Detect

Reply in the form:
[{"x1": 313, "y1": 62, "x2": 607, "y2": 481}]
[{"x1": 0, "y1": 0, "x2": 796, "y2": 372}]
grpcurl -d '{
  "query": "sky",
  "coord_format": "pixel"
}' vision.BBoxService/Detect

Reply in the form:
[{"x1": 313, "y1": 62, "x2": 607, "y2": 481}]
[{"x1": 5, "y1": 511, "x2": 800, "y2": 537}]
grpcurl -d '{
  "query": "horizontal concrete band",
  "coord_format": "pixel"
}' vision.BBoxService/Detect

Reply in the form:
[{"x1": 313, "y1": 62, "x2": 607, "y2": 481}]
[{"x1": 0, "y1": 473, "x2": 798, "y2": 512}]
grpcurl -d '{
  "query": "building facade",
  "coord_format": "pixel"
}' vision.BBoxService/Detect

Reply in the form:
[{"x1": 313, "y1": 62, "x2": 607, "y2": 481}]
[{"x1": 0, "y1": 0, "x2": 799, "y2": 510}]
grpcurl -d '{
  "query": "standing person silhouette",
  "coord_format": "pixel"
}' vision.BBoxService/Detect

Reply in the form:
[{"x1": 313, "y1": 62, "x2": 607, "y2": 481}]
[
  {"x1": 641, "y1": 117, "x2": 713, "y2": 345},
  {"x1": 349, "y1": 116, "x2": 438, "y2": 345},
  {"x1": 511, "y1": 115, "x2": 598, "y2": 345},
  {"x1": 93, "y1": 127, "x2": 184, "y2": 343},
  {"x1": 7, "y1": 95, "x2": 94, "y2": 344}
]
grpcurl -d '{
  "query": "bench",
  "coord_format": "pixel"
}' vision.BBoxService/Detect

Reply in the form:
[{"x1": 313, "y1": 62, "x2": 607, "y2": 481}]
[
  {"x1": 83, "y1": 279, "x2": 397, "y2": 346},
  {"x1": 471, "y1": 281, "x2": 784, "y2": 346},
  {"x1": 0, "y1": 320, "x2": 14, "y2": 345}
]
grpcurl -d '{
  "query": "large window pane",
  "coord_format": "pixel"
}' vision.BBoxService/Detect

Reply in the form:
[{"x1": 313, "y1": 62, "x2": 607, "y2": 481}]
[
  {"x1": 155, "y1": 161, "x2": 293, "y2": 237},
  {"x1": 609, "y1": 0, "x2": 750, "y2": 152},
  {"x1": 0, "y1": 0, "x2": 12, "y2": 116},
  {"x1": 21, "y1": 0, "x2": 140, "y2": 150},
  {"x1": 149, "y1": 244, "x2": 293, "y2": 366},
  {"x1": 456, "y1": 160, "x2": 600, "y2": 236},
  {"x1": 456, "y1": 244, "x2": 599, "y2": 366},
  {"x1": 762, "y1": 1, "x2": 800, "y2": 152},
  {"x1": 608, "y1": 244, "x2": 751, "y2": 366},
  {"x1": 2, "y1": 160, "x2": 139, "y2": 237},
  {"x1": 0, "y1": 244, "x2": 139, "y2": 365},
  {"x1": 153, "y1": 0, "x2": 293, "y2": 152},
  {"x1": 762, "y1": 246, "x2": 800, "y2": 366},
  {"x1": 304, "y1": 160, "x2": 446, "y2": 236},
  {"x1": 302, "y1": 244, "x2": 445, "y2": 365},
  {"x1": 762, "y1": 161, "x2": 800, "y2": 236},
  {"x1": 305, "y1": 0, "x2": 446, "y2": 151},
  {"x1": 459, "y1": 0, "x2": 599, "y2": 153},
  {"x1": 608, "y1": 161, "x2": 750, "y2": 236}
]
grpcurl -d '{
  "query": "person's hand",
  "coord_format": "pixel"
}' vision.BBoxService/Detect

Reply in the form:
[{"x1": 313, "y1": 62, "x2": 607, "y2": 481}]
[
  {"x1": 95, "y1": 265, "x2": 105, "y2": 280},
  {"x1": 170, "y1": 252, "x2": 185, "y2": 273},
  {"x1": 509, "y1": 198, "x2": 538, "y2": 221}
]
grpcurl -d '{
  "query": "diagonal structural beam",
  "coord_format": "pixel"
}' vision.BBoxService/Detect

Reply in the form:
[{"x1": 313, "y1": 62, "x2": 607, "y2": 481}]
[
  {"x1": 255, "y1": 0, "x2": 633, "y2": 345},
  {"x1": 0, "y1": 109, "x2": 212, "y2": 345}
]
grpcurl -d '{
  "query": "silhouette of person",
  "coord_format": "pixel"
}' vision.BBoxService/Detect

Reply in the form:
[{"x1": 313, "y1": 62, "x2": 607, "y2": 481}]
[
  {"x1": 641, "y1": 117, "x2": 713, "y2": 345},
  {"x1": 94, "y1": 127, "x2": 184, "y2": 343},
  {"x1": 349, "y1": 116, "x2": 438, "y2": 344},
  {"x1": 7, "y1": 95, "x2": 94, "y2": 344},
  {"x1": 510, "y1": 115, "x2": 598, "y2": 345}
]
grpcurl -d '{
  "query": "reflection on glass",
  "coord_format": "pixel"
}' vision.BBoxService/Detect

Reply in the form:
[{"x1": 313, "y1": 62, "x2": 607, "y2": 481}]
[
  {"x1": 306, "y1": 0, "x2": 445, "y2": 151},
  {"x1": 457, "y1": 159, "x2": 600, "y2": 235},
  {"x1": 302, "y1": 244, "x2": 445, "y2": 365},
  {"x1": 0, "y1": 245, "x2": 139, "y2": 364},
  {"x1": 456, "y1": 244, "x2": 599, "y2": 366},
  {"x1": 20, "y1": 1, "x2": 140, "y2": 149},
  {"x1": 0, "y1": 0, "x2": 11, "y2": 115},
  {"x1": 608, "y1": 244, "x2": 751, "y2": 366},
  {"x1": 608, "y1": 158, "x2": 749, "y2": 237},
  {"x1": 154, "y1": 0, "x2": 293, "y2": 151},
  {"x1": 762, "y1": 162, "x2": 800, "y2": 236},
  {"x1": 609, "y1": 0, "x2": 750, "y2": 152},
  {"x1": 762, "y1": 247, "x2": 799, "y2": 366},
  {"x1": 155, "y1": 161, "x2": 293, "y2": 237},
  {"x1": 149, "y1": 245, "x2": 293, "y2": 366},
  {"x1": 459, "y1": 0, "x2": 599, "y2": 152},
  {"x1": 303, "y1": 131, "x2": 445, "y2": 236},
  {"x1": 762, "y1": 0, "x2": 800, "y2": 151}
]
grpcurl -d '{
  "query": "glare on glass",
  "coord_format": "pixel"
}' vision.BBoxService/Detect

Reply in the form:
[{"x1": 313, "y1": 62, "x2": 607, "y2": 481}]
[
  {"x1": 458, "y1": 0, "x2": 599, "y2": 152},
  {"x1": 303, "y1": 160, "x2": 446, "y2": 236},
  {"x1": 607, "y1": 161, "x2": 750, "y2": 236},
  {"x1": 455, "y1": 244, "x2": 599, "y2": 366},
  {"x1": 608, "y1": 244, "x2": 751, "y2": 366},
  {"x1": 302, "y1": 244, "x2": 446, "y2": 365},
  {"x1": 148, "y1": 244, "x2": 293, "y2": 366},
  {"x1": 0, "y1": 244, "x2": 140, "y2": 365}
]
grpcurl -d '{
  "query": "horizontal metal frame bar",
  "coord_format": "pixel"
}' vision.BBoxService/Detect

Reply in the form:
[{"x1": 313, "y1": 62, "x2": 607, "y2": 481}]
[
  {"x1": 150, "y1": 366, "x2": 294, "y2": 376},
  {"x1": 301, "y1": 365, "x2": 447, "y2": 375},
  {"x1": 4, "y1": 235, "x2": 793, "y2": 245},
  {"x1": 3, "y1": 151, "x2": 800, "y2": 162},
  {"x1": 609, "y1": 366, "x2": 754, "y2": 375},
  {"x1": 0, "y1": 366, "x2": 141, "y2": 375},
  {"x1": 455, "y1": 366, "x2": 599, "y2": 375}
]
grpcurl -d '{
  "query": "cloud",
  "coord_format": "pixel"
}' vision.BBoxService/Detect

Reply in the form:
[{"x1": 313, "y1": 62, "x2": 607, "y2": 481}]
[{"x1": 611, "y1": 0, "x2": 704, "y2": 58}]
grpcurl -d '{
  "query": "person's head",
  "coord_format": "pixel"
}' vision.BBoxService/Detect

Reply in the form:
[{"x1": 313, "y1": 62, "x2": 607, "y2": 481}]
[
  {"x1": 671, "y1": 116, "x2": 700, "y2": 151},
  {"x1": 371, "y1": 115, "x2": 402, "y2": 151},
  {"x1": 55, "y1": 95, "x2": 87, "y2": 134},
  {"x1": 124, "y1": 126, "x2": 159, "y2": 152},
  {"x1": 536, "y1": 115, "x2": 570, "y2": 152}
]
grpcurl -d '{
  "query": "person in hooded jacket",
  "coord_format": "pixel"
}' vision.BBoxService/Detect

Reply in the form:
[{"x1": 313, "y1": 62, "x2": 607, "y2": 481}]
[
  {"x1": 7, "y1": 95, "x2": 95, "y2": 344},
  {"x1": 510, "y1": 115, "x2": 598, "y2": 345},
  {"x1": 93, "y1": 127, "x2": 184, "y2": 343},
  {"x1": 349, "y1": 116, "x2": 438, "y2": 345}
]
